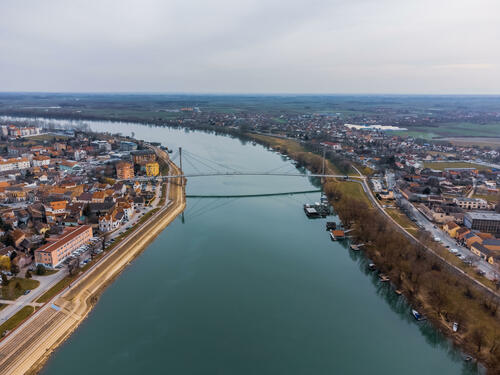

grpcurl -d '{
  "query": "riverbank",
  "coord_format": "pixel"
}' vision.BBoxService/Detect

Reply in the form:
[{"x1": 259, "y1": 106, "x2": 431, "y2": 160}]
[
  {"x1": 0, "y1": 156, "x2": 186, "y2": 375},
  {"x1": 247, "y1": 133, "x2": 500, "y2": 374}
]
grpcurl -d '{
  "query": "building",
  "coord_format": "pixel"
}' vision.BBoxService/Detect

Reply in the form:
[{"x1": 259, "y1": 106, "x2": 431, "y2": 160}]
[
  {"x1": 99, "y1": 210, "x2": 121, "y2": 232},
  {"x1": 320, "y1": 141, "x2": 342, "y2": 150},
  {"x1": 144, "y1": 162, "x2": 159, "y2": 177},
  {"x1": 32, "y1": 155, "x2": 51, "y2": 167},
  {"x1": 131, "y1": 150, "x2": 156, "y2": 164},
  {"x1": 443, "y1": 221, "x2": 460, "y2": 238},
  {"x1": 44, "y1": 200, "x2": 68, "y2": 222},
  {"x1": 116, "y1": 161, "x2": 134, "y2": 179},
  {"x1": 0, "y1": 157, "x2": 30, "y2": 172},
  {"x1": 464, "y1": 212, "x2": 500, "y2": 235},
  {"x1": 453, "y1": 197, "x2": 489, "y2": 210},
  {"x1": 91, "y1": 140, "x2": 112, "y2": 152},
  {"x1": 120, "y1": 141, "x2": 137, "y2": 151},
  {"x1": 482, "y1": 238, "x2": 500, "y2": 252},
  {"x1": 34, "y1": 225, "x2": 93, "y2": 268},
  {"x1": 470, "y1": 242, "x2": 499, "y2": 266}
]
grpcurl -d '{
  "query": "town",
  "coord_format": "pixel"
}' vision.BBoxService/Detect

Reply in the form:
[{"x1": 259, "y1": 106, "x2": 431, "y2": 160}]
[{"x1": 0, "y1": 123, "x2": 171, "y2": 331}]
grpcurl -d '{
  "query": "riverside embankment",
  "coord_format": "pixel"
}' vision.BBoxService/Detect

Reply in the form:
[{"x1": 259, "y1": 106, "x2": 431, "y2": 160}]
[{"x1": 0, "y1": 154, "x2": 186, "y2": 375}]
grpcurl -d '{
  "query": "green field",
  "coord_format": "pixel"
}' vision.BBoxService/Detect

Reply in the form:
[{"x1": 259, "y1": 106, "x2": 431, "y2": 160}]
[
  {"x1": 0, "y1": 306, "x2": 35, "y2": 335},
  {"x1": 1, "y1": 278, "x2": 40, "y2": 300}
]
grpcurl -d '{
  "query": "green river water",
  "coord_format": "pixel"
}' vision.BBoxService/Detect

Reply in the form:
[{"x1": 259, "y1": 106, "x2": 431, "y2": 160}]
[{"x1": 31, "y1": 120, "x2": 480, "y2": 375}]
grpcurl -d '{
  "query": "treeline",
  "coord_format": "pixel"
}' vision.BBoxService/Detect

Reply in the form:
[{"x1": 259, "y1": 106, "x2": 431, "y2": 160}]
[{"x1": 324, "y1": 179, "x2": 500, "y2": 373}]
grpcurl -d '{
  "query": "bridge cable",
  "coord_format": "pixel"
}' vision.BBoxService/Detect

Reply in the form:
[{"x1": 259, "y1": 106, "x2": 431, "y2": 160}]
[
  {"x1": 182, "y1": 154, "x2": 204, "y2": 174},
  {"x1": 182, "y1": 152, "x2": 222, "y2": 174},
  {"x1": 183, "y1": 150, "x2": 241, "y2": 173}
]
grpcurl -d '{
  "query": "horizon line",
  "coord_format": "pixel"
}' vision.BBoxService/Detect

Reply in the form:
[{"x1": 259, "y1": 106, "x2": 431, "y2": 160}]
[{"x1": 1, "y1": 91, "x2": 500, "y2": 97}]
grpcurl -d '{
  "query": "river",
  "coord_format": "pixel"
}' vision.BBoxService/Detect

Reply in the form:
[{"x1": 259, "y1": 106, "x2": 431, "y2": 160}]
[{"x1": 8, "y1": 118, "x2": 480, "y2": 374}]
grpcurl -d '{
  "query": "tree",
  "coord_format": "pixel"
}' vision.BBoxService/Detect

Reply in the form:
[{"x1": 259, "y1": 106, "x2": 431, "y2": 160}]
[
  {"x1": 469, "y1": 328, "x2": 485, "y2": 353},
  {"x1": 36, "y1": 264, "x2": 46, "y2": 276},
  {"x1": 10, "y1": 264, "x2": 19, "y2": 277},
  {"x1": 25, "y1": 270, "x2": 32, "y2": 279},
  {"x1": 1, "y1": 273, "x2": 8, "y2": 286},
  {"x1": 0, "y1": 256, "x2": 11, "y2": 272}
]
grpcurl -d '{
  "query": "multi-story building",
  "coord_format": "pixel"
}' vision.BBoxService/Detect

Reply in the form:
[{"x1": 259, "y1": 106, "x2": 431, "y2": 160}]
[
  {"x1": 32, "y1": 155, "x2": 51, "y2": 167},
  {"x1": 464, "y1": 212, "x2": 500, "y2": 235},
  {"x1": 453, "y1": 197, "x2": 489, "y2": 210},
  {"x1": 120, "y1": 141, "x2": 137, "y2": 151},
  {"x1": 0, "y1": 157, "x2": 30, "y2": 172},
  {"x1": 145, "y1": 162, "x2": 159, "y2": 176},
  {"x1": 116, "y1": 161, "x2": 134, "y2": 179},
  {"x1": 34, "y1": 225, "x2": 93, "y2": 268},
  {"x1": 131, "y1": 150, "x2": 156, "y2": 164}
]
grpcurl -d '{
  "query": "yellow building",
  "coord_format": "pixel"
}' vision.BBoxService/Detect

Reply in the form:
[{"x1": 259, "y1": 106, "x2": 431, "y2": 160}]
[
  {"x1": 145, "y1": 162, "x2": 159, "y2": 176},
  {"x1": 443, "y1": 221, "x2": 460, "y2": 238}
]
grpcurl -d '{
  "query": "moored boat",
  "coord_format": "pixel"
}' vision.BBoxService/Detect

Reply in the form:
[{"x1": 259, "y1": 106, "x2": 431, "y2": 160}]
[
  {"x1": 412, "y1": 309, "x2": 424, "y2": 321},
  {"x1": 378, "y1": 274, "x2": 390, "y2": 282}
]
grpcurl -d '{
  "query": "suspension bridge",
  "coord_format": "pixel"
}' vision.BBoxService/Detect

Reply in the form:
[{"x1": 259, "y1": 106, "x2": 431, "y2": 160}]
[
  {"x1": 124, "y1": 147, "x2": 362, "y2": 183},
  {"x1": 141, "y1": 146, "x2": 361, "y2": 222}
]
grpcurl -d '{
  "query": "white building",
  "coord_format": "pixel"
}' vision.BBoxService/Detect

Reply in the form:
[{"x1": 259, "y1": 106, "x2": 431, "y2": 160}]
[{"x1": 453, "y1": 197, "x2": 489, "y2": 210}]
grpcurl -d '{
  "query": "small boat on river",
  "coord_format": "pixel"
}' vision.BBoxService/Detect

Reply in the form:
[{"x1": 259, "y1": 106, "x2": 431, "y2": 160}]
[
  {"x1": 412, "y1": 309, "x2": 425, "y2": 321},
  {"x1": 378, "y1": 274, "x2": 390, "y2": 282}
]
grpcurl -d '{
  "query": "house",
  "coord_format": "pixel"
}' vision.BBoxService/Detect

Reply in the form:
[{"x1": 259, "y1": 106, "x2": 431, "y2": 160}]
[
  {"x1": 456, "y1": 227, "x2": 471, "y2": 241},
  {"x1": 99, "y1": 210, "x2": 121, "y2": 232},
  {"x1": 464, "y1": 233, "x2": 482, "y2": 248},
  {"x1": 9, "y1": 228, "x2": 26, "y2": 248},
  {"x1": 92, "y1": 191, "x2": 107, "y2": 203},
  {"x1": 482, "y1": 238, "x2": 500, "y2": 252},
  {"x1": 443, "y1": 221, "x2": 460, "y2": 238},
  {"x1": 470, "y1": 242, "x2": 500, "y2": 265}
]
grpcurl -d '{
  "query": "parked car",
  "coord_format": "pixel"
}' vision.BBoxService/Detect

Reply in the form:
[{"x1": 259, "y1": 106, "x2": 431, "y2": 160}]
[{"x1": 24, "y1": 290, "x2": 31, "y2": 295}]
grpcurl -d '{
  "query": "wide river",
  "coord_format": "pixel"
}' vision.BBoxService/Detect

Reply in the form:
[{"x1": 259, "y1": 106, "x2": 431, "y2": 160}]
[{"x1": 22, "y1": 119, "x2": 479, "y2": 374}]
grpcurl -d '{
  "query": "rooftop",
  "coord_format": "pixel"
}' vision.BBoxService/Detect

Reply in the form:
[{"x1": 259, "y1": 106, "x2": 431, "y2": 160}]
[{"x1": 465, "y1": 211, "x2": 500, "y2": 221}]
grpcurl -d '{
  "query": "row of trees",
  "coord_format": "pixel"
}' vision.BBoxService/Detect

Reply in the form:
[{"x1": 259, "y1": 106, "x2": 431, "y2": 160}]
[{"x1": 328, "y1": 182, "x2": 500, "y2": 373}]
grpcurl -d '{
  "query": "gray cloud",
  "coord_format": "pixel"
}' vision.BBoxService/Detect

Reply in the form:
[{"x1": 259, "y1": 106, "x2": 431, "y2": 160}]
[{"x1": 0, "y1": 0, "x2": 499, "y2": 93}]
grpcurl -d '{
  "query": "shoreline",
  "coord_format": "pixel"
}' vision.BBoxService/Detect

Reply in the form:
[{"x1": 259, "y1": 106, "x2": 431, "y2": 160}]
[
  {"x1": 245, "y1": 133, "x2": 499, "y2": 373},
  {"x1": 0, "y1": 157, "x2": 186, "y2": 375}
]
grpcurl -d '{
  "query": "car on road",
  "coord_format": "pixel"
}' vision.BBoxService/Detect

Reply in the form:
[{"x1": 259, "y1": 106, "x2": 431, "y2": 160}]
[{"x1": 24, "y1": 290, "x2": 31, "y2": 295}]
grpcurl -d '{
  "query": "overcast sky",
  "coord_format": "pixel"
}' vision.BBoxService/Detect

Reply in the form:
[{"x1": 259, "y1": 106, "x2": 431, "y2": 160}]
[{"x1": 1, "y1": 0, "x2": 499, "y2": 94}]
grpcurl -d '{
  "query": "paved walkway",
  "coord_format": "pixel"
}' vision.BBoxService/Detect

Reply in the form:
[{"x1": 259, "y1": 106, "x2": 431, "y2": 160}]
[
  {"x1": 0, "y1": 300, "x2": 44, "y2": 307},
  {"x1": 0, "y1": 269, "x2": 68, "y2": 324}
]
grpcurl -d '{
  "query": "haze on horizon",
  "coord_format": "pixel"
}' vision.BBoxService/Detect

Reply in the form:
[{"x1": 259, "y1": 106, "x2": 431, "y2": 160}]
[{"x1": 1, "y1": 0, "x2": 499, "y2": 95}]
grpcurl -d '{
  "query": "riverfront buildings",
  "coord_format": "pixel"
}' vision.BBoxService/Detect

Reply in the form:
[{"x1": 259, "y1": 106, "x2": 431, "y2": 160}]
[{"x1": 34, "y1": 225, "x2": 93, "y2": 268}]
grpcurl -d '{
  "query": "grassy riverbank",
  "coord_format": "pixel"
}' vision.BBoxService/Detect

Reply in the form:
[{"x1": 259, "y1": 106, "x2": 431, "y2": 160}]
[{"x1": 250, "y1": 133, "x2": 500, "y2": 374}]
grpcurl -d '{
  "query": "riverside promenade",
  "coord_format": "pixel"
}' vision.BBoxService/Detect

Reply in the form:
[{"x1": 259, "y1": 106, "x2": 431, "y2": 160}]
[{"x1": 0, "y1": 152, "x2": 186, "y2": 375}]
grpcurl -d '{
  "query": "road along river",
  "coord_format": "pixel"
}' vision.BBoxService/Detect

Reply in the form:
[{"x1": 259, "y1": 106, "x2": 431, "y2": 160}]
[{"x1": 7, "y1": 118, "x2": 483, "y2": 374}]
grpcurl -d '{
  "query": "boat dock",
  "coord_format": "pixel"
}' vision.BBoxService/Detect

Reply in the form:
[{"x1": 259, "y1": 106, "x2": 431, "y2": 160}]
[
  {"x1": 330, "y1": 230, "x2": 346, "y2": 241},
  {"x1": 303, "y1": 201, "x2": 331, "y2": 218}
]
